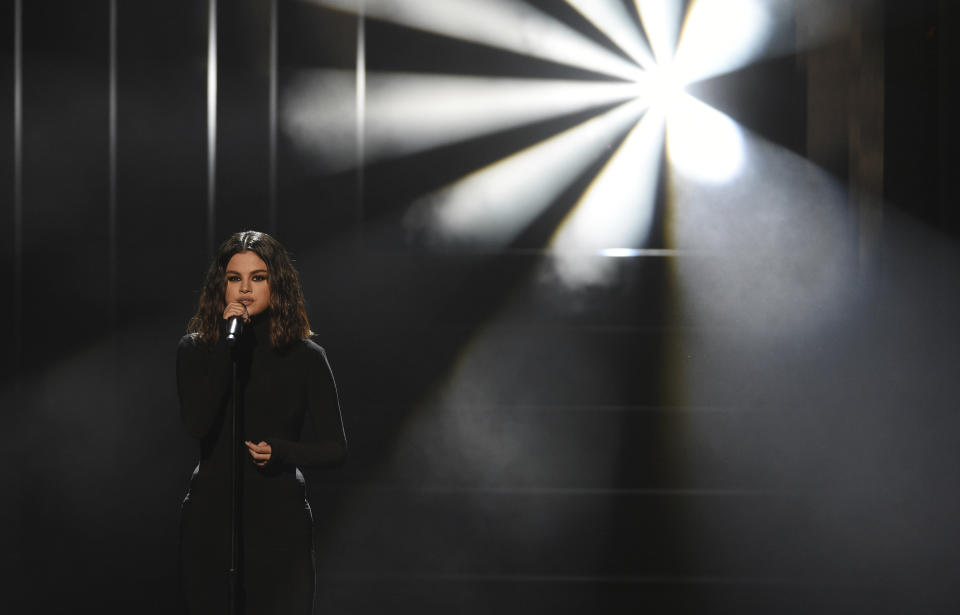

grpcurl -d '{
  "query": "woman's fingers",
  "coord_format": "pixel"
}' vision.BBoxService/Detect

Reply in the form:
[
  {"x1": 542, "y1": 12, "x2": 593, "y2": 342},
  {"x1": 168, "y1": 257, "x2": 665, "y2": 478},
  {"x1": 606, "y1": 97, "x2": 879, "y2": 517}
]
[
  {"x1": 245, "y1": 440, "x2": 271, "y2": 453},
  {"x1": 244, "y1": 440, "x2": 272, "y2": 464},
  {"x1": 222, "y1": 302, "x2": 251, "y2": 321}
]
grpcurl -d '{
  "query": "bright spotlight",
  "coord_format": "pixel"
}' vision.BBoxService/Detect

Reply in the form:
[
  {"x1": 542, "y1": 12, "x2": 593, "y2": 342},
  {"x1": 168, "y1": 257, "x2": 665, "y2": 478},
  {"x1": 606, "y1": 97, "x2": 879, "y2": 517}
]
[
  {"x1": 313, "y1": 0, "x2": 645, "y2": 82},
  {"x1": 666, "y1": 94, "x2": 744, "y2": 184},
  {"x1": 405, "y1": 99, "x2": 648, "y2": 248},
  {"x1": 284, "y1": 70, "x2": 640, "y2": 172},
  {"x1": 297, "y1": 0, "x2": 775, "y2": 261},
  {"x1": 564, "y1": 0, "x2": 656, "y2": 70},
  {"x1": 673, "y1": 0, "x2": 772, "y2": 83},
  {"x1": 635, "y1": 0, "x2": 684, "y2": 65},
  {"x1": 643, "y1": 63, "x2": 686, "y2": 110},
  {"x1": 599, "y1": 248, "x2": 642, "y2": 258},
  {"x1": 548, "y1": 106, "x2": 666, "y2": 287}
]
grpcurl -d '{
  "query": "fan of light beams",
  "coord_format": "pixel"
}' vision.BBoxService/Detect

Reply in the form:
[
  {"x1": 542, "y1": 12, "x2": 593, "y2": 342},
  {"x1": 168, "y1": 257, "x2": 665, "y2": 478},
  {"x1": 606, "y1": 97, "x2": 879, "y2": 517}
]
[{"x1": 288, "y1": 0, "x2": 776, "y2": 286}]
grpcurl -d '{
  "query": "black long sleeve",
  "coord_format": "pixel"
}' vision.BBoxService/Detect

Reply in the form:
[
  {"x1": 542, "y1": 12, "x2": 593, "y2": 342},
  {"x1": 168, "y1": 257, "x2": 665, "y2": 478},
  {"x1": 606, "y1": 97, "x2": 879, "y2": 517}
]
[
  {"x1": 176, "y1": 333, "x2": 232, "y2": 439},
  {"x1": 176, "y1": 318, "x2": 345, "y2": 471},
  {"x1": 265, "y1": 345, "x2": 347, "y2": 469}
]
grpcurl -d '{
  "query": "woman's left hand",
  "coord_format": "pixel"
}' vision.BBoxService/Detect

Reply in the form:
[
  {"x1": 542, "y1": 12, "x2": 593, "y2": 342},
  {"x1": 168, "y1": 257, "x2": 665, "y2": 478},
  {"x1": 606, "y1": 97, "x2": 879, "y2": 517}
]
[{"x1": 244, "y1": 440, "x2": 272, "y2": 466}]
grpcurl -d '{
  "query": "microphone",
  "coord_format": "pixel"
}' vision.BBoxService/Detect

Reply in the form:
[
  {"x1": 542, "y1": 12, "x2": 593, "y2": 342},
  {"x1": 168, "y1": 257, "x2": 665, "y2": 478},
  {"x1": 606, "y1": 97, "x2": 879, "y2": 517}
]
[{"x1": 225, "y1": 316, "x2": 243, "y2": 346}]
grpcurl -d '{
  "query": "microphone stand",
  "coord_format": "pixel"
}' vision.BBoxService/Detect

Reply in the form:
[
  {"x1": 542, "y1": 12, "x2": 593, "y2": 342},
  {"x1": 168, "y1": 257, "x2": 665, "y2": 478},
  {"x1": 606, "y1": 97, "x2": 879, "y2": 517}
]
[{"x1": 227, "y1": 340, "x2": 241, "y2": 615}]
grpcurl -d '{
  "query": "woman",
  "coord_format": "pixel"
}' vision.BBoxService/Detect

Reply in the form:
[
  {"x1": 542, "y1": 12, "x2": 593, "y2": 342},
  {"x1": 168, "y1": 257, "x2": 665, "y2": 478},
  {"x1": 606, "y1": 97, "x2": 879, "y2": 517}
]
[{"x1": 177, "y1": 230, "x2": 346, "y2": 614}]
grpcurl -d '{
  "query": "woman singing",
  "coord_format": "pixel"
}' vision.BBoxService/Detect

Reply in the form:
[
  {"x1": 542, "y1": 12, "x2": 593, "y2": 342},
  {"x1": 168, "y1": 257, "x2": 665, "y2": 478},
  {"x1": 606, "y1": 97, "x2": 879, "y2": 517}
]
[{"x1": 177, "y1": 230, "x2": 346, "y2": 614}]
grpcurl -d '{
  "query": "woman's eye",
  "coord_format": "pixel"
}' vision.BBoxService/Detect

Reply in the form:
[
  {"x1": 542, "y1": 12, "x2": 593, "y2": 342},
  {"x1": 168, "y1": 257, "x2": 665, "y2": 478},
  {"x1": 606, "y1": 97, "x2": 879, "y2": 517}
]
[
  {"x1": 253, "y1": 275, "x2": 268, "y2": 282},
  {"x1": 227, "y1": 276, "x2": 240, "y2": 282}
]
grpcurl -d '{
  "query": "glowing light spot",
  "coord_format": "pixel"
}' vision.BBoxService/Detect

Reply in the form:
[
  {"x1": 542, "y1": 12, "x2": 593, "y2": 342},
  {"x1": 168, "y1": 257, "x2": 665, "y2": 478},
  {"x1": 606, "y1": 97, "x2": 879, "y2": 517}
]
[
  {"x1": 564, "y1": 0, "x2": 655, "y2": 69},
  {"x1": 674, "y1": 0, "x2": 772, "y2": 83},
  {"x1": 600, "y1": 248, "x2": 682, "y2": 257},
  {"x1": 600, "y1": 248, "x2": 642, "y2": 257},
  {"x1": 635, "y1": 0, "x2": 684, "y2": 65},
  {"x1": 284, "y1": 70, "x2": 640, "y2": 171},
  {"x1": 643, "y1": 63, "x2": 686, "y2": 110},
  {"x1": 406, "y1": 99, "x2": 648, "y2": 248},
  {"x1": 667, "y1": 94, "x2": 744, "y2": 184},
  {"x1": 313, "y1": 0, "x2": 645, "y2": 81},
  {"x1": 290, "y1": 0, "x2": 778, "y2": 284},
  {"x1": 549, "y1": 107, "x2": 666, "y2": 286}
]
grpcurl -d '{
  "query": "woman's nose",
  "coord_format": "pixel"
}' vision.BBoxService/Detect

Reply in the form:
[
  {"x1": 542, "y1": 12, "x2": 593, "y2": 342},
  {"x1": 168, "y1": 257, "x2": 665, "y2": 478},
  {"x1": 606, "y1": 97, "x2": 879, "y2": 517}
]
[{"x1": 240, "y1": 278, "x2": 252, "y2": 293}]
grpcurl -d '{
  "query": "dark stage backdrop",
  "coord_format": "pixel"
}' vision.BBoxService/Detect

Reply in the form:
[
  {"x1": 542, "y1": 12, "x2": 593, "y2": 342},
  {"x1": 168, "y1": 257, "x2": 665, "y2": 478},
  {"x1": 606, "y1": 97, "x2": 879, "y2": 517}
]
[{"x1": 3, "y1": 1, "x2": 959, "y2": 614}]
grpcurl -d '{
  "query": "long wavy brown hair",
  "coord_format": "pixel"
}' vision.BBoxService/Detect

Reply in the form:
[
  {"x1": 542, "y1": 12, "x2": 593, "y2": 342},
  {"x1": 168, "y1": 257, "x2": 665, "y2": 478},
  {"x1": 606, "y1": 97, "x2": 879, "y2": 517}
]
[{"x1": 187, "y1": 230, "x2": 311, "y2": 347}]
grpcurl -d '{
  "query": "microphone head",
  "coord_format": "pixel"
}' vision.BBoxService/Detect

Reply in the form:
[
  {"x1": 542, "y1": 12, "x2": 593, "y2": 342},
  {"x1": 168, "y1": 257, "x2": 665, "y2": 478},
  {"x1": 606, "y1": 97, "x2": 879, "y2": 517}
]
[{"x1": 225, "y1": 316, "x2": 243, "y2": 346}]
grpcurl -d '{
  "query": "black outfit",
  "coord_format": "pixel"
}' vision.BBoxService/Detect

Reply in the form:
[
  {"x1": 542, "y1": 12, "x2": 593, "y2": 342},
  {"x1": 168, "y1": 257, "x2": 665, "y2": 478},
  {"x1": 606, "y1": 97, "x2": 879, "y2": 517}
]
[{"x1": 176, "y1": 314, "x2": 346, "y2": 615}]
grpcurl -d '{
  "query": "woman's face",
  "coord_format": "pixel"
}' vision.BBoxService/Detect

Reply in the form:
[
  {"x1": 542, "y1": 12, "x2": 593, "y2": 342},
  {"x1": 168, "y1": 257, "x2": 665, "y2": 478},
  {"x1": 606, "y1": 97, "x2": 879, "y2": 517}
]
[{"x1": 224, "y1": 251, "x2": 271, "y2": 316}]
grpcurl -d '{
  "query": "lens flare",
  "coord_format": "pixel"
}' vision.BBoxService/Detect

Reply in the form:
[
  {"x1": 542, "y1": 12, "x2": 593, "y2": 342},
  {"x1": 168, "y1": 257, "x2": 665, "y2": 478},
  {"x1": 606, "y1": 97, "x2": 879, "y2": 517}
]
[
  {"x1": 284, "y1": 70, "x2": 641, "y2": 172},
  {"x1": 667, "y1": 94, "x2": 744, "y2": 184},
  {"x1": 313, "y1": 0, "x2": 645, "y2": 81},
  {"x1": 549, "y1": 106, "x2": 667, "y2": 286},
  {"x1": 635, "y1": 0, "x2": 684, "y2": 65},
  {"x1": 290, "y1": 0, "x2": 777, "y2": 280},
  {"x1": 405, "y1": 99, "x2": 649, "y2": 248},
  {"x1": 674, "y1": 0, "x2": 772, "y2": 83},
  {"x1": 564, "y1": 0, "x2": 656, "y2": 69}
]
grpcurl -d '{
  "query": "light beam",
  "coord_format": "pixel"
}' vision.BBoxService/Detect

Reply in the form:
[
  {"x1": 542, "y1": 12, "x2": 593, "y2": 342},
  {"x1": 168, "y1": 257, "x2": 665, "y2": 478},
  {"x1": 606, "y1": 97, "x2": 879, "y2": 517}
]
[
  {"x1": 284, "y1": 70, "x2": 641, "y2": 172},
  {"x1": 313, "y1": 0, "x2": 646, "y2": 82},
  {"x1": 666, "y1": 94, "x2": 744, "y2": 184},
  {"x1": 548, "y1": 106, "x2": 667, "y2": 286},
  {"x1": 635, "y1": 0, "x2": 684, "y2": 65},
  {"x1": 673, "y1": 0, "x2": 772, "y2": 84},
  {"x1": 405, "y1": 99, "x2": 649, "y2": 248},
  {"x1": 564, "y1": 0, "x2": 656, "y2": 70}
]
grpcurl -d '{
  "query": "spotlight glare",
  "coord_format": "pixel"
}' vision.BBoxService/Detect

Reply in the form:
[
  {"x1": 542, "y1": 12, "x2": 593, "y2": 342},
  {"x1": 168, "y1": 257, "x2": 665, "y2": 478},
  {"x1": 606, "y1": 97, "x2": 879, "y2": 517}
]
[
  {"x1": 667, "y1": 94, "x2": 744, "y2": 184},
  {"x1": 669, "y1": 131, "x2": 853, "y2": 342},
  {"x1": 405, "y1": 99, "x2": 649, "y2": 248},
  {"x1": 564, "y1": 0, "x2": 656, "y2": 70},
  {"x1": 673, "y1": 0, "x2": 772, "y2": 84},
  {"x1": 635, "y1": 0, "x2": 684, "y2": 65},
  {"x1": 313, "y1": 0, "x2": 645, "y2": 82},
  {"x1": 549, "y1": 106, "x2": 666, "y2": 287},
  {"x1": 642, "y1": 64, "x2": 686, "y2": 110},
  {"x1": 600, "y1": 248, "x2": 642, "y2": 258},
  {"x1": 284, "y1": 70, "x2": 642, "y2": 171}
]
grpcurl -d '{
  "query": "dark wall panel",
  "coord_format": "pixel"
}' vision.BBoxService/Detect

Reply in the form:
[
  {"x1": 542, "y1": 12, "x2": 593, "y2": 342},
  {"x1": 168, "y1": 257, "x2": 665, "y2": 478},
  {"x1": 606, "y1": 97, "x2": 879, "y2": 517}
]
[
  {"x1": 20, "y1": 0, "x2": 110, "y2": 369},
  {"x1": 16, "y1": 2, "x2": 112, "y2": 611},
  {"x1": 216, "y1": 0, "x2": 273, "y2": 238},
  {"x1": 116, "y1": 0, "x2": 207, "y2": 324}
]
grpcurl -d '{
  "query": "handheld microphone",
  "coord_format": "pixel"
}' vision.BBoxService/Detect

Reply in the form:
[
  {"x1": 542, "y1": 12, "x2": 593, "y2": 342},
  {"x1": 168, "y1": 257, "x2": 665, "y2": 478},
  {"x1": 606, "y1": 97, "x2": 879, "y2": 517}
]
[{"x1": 225, "y1": 316, "x2": 243, "y2": 346}]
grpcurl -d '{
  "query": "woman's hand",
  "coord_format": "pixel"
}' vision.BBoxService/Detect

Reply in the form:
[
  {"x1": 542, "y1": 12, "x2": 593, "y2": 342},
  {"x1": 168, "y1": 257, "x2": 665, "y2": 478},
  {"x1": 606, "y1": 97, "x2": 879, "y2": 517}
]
[
  {"x1": 223, "y1": 301, "x2": 250, "y2": 322},
  {"x1": 245, "y1": 440, "x2": 272, "y2": 466}
]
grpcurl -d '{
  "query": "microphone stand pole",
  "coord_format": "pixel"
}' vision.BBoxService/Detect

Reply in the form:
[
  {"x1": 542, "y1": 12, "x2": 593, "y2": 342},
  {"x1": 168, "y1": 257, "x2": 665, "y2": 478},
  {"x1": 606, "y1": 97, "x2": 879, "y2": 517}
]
[{"x1": 227, "y1": 344, "x2": 241, "y2": 614}]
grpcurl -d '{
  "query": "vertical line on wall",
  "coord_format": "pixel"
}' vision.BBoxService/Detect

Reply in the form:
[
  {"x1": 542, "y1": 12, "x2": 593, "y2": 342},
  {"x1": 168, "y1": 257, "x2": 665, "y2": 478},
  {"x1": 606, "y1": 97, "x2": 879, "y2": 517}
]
[
  {"x1": 13, "y1": 0, "x2": 23, "y2": 373},
  {"x1": 268, "y1": 0, "x2": 278, "y2": 234},
  {"x1": 207, "y1": 0, "x2": 218, "y2": 258},
  {"x1": 108, "y1": 0, "x2": 118, "y2": 328},
  {"x1": 355, "y1": 6, "x2": 365, "y2": 242}
]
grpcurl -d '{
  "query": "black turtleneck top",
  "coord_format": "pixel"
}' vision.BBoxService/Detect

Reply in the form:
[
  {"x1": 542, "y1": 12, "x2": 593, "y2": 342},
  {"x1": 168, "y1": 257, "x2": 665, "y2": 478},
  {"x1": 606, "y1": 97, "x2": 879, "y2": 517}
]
[
  {"x1": 176, "y1": 313, "x2": 346, "y2": 478},
  {"x1": 175, "y1": 313, "x2": 345, "y2": 615}
]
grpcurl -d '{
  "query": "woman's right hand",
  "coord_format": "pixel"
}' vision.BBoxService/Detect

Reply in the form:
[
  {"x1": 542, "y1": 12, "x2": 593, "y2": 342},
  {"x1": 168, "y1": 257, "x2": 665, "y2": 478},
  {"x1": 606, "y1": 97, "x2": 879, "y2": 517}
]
[{"x1": 223, "y1": 301, "x2": 250, "y2": 322}]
